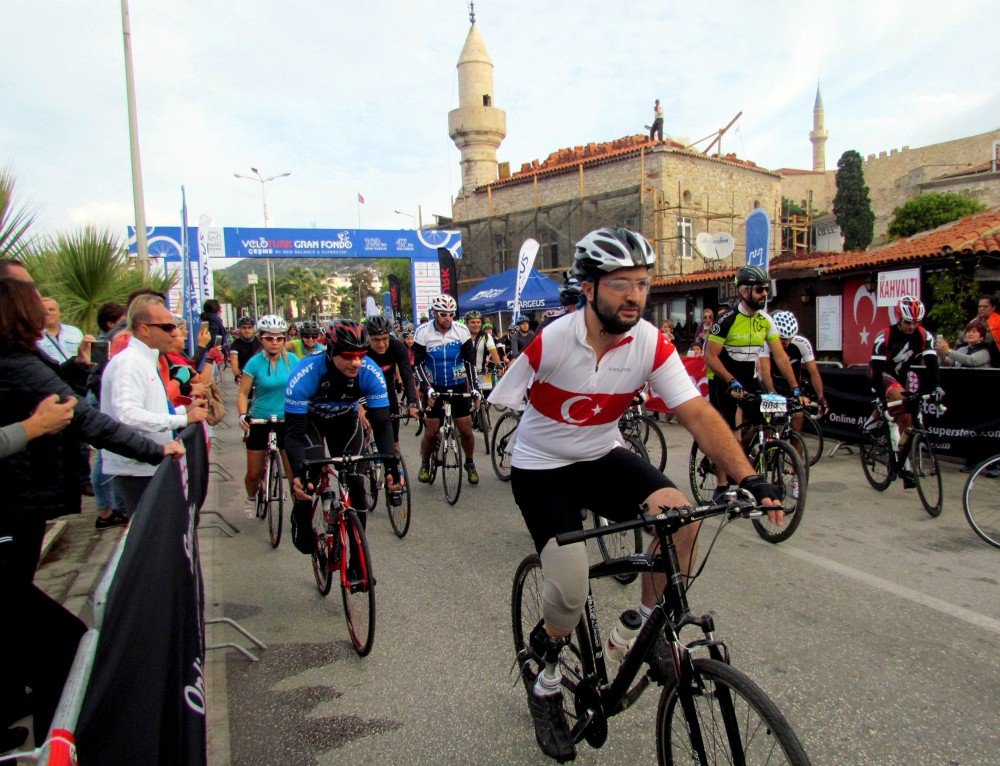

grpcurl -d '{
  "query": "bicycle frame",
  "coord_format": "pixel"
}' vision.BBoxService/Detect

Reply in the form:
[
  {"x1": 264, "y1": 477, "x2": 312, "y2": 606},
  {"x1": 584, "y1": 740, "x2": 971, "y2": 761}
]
[{"x1": 870, "y1": 394, "x2": 943, "y2": 481}]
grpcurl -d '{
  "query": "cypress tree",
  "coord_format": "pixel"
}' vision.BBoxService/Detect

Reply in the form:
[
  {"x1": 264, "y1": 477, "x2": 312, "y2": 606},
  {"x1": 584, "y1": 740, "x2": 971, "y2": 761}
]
[{"x1": 833, "y1": 150, "x2": 875, "y2": 251}]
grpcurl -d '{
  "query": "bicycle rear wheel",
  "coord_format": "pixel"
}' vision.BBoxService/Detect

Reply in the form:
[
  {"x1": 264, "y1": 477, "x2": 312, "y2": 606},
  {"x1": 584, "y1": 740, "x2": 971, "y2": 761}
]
[
  {"x1": 427, "y1": 432, "x2": 440, "y2": 484},
  {"x1": 624, "y1": 434, "x2": 650, "y2": 463},
  {"x1": 637, "y1": 415, "x2": 668, "y2": 473},
  {"x1": 491, "y1": 412, "x2": 518, "y2": 482},
  {"x1": 267, "y1": 452, "x2": 283, "y2": 548},
  {"x1": 655, "y1": 657, "x2": 811, "y2": 765},
  {"x1": 311, "y1": 501, "x2": 333, "y2": 597},
  {"x1": 799, "y1": 414, "x2": 824, "y2": 466},
  {"x1": 963, "y1": 455, "x2": 1000, "y2": 548},
  {"x1": 478, "y1": 403, "x2": 492, "y2": 455},
  {"x1": 859, "y1": 420, "x2": 892, "y2": 491},
  {"x1": 784, "y1": 430, "x2": 810, "y2": 481},
  {"x1": 442, "y1": 433, "x2": 463, "y2": 506},
  {"x1": 688, "y1": 440, "x2": 718, "y2": 504},
  {"x1": 511, "y1": 554, "x2": 594, "y2": 700},
  {"x1": 340, "y1": 510, "x2": 376, "y2": 656},
  {"x1": 593, "y1": 512, "x2": 641, "y2": 584},
  {"x1": 386, "y1": 454, "x2": 412, "y2": 538},
  {"x1": 749, "y1": 439, "x2": 807, "y2": 544},
  {"x1": 911, "y1": 432, "x2": 942, "y2": 518}
]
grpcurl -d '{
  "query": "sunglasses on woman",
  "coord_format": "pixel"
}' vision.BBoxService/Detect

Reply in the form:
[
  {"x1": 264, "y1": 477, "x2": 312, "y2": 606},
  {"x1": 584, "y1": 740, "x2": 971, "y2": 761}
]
[
  {"x1": 301, "y1": 332, "x2": 320, "y2": 339},
  {"x1": 262, "y1": 335, "x2": 285, "y2": 342}
]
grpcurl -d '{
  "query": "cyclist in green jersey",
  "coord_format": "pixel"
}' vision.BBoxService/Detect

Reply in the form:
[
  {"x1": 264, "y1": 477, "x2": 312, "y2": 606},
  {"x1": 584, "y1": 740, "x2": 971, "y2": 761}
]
[{"x1": 705, "y1": 266, "x2": 806, "y2": 490}]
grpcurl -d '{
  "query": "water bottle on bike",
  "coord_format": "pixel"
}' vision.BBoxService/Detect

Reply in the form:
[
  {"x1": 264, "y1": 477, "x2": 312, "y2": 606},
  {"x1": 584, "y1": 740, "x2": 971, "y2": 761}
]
[{"x1": 605, "y1": 609, "x2": 642, "y2": 667}]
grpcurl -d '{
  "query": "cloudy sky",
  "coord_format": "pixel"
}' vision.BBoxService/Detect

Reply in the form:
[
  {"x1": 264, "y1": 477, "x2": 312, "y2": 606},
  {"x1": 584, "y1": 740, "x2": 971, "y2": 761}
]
[{"x1": 3, "y1": 0, "x2": 997, "y2": 239}]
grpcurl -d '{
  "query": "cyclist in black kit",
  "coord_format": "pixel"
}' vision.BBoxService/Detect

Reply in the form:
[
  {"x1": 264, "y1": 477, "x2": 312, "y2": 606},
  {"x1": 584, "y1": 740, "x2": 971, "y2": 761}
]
[
  {"x1": 364, "y1": 315, "x2": 419, "y2": 451},
  {"x1": 868, "y1": 295, "x2": 944, "y2": 488},
  {"x1": 284, "y1": 319, "x2": 402, "y2": 553}
]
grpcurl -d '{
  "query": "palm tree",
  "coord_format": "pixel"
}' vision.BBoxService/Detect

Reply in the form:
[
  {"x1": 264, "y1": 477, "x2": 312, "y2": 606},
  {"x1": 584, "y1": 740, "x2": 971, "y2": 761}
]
[
  {"x1": 0, "y1": 165, "x2": 38, "y2": 258},
  {"x1": 23, "y1": 227, "x2": 175, "y2": 333},
  {"x1": 280, "y1": 265, "x2": 327, "y2": 319}
]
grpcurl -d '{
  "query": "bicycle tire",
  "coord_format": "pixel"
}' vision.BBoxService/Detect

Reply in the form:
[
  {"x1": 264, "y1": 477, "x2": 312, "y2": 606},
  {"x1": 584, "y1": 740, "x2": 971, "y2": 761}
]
[
  {"x1": 637, "y1": 415, "x2": 668, "y2": 472},
  {"x1": 784, "y1": 429, "x2": 811, "y2": 481},
  {"x1": 311, "y1": 500, "x2": 333, "y2": 597},
  {"x1": 267, "y1": 451, "x2": 283, "y2": 549},
  {"x1": 340, "y1": 510, "x2": 376, "y2": 656},
  {"x1": 859, "y1": 420, "x2": 892, "y2": 491},
  {"x1": 592, "y1": 512, "x2": 641, "y2": 584},
  {"x1": 655, "y1": 657, "x2": 812, "y2": 766},
  {"x1": 688, "y1": 440, "x2": 718, "y2": 504},
  {"x1": 386, "y1": 454, "x2": 412, "y2": 538},
  {"x1": 442, "y1": 432, "x2": 463, "y2": 506},
  {"x1": 478, "y1": 403, "x2": 492, "y2": 455},
  {"x1": 624, "y1": 434, "x2": 650, "y2": 463},
  {"x1": 799, "y1": 413, "x2": 824, "y2": 467},
  {"x1": 427, "y1": 432, "x2": 440, "y2": 485},
  {"x1": 963, "y1": 454, "x2": 1000, "y2": 548},
  {"x1": 748, "y1": 439, "x2": 807, "y2": 544},
  {"x1": 490, "y1": 411, "x2": 518, "y2": 482},
  {"x1": 912, "y1": 432, "x2": 942, "y2": 518},
  {"x1": 511, "y1": 554, "x2": 594, "y2": 700},
  {"x1": 255, "y1": 455, "x2": 268, "y2": 519},
  {"x1": 360, "y1": 459, "x2": 380, "y2": 513}
]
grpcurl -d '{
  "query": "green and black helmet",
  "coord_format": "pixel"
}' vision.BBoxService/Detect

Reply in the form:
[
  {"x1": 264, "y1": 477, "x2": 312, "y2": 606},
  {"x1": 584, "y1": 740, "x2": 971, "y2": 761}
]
[{"x1": 734, "y1": 265, "x2": 769, "y2": 287}]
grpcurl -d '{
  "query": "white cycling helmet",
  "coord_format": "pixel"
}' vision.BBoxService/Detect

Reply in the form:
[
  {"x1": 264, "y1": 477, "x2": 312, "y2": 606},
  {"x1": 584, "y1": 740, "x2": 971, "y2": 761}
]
[
  {"x1": 573, "y1": 227, "x2": 657, "y2": 279},
  {"x1": 771, "y1": 310, "x2": 799, "y2": 339},
  {"x1": 256, "y1": 314, "x2": 288, "y2": 334},
  {"x1": 430, "y1": 294, "x2": 458, "y2": 314},
  {"x1": 895, "y1": 295, "x2": 925, "y2": 323}
]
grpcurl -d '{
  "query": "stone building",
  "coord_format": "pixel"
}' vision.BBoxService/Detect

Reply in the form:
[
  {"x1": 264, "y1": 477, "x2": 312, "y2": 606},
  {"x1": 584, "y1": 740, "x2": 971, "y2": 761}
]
[{"x1": 447, "y1": 19, "x2": 781, "y2": 288}]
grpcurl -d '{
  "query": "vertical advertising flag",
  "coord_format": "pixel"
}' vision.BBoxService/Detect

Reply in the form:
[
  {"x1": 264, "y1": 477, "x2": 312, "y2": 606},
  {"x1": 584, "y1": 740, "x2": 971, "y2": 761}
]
[
  {"x1": 437, "y1": 248, "x2": 459, "y2": 301},
  {"x1": 365, "y1": 296, "x2": 380, "y2": 318},
  {"x1": 381, "y1": 292, "x2": 395, "y2": 326},
  {"x1": 180, "y1": 188, "x2": 199, "y2": 355},
  {"x1": 512, "y1": 238, "x2": 540, "y2": 318},
  {"x1": 744, "y1": 208, "x2": 771, "y2": 269},
  {"x1": 387, "y1": 274, "x2": 402, "y2": 319}
]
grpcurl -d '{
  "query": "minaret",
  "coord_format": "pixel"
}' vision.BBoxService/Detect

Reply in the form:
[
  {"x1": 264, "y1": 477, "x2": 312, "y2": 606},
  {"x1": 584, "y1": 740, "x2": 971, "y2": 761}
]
[
  {"x1": 809, "y1": 84, "x2": 829, "y2": 172},
  {"x1": 448, "y1": 5, "x2": 506, "y2": 195}
]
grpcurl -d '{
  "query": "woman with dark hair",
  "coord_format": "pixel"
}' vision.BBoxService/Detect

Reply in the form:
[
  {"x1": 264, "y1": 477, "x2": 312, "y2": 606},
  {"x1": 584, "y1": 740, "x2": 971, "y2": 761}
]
[{"x1": 0, "y1": 278, "x2": 184, "y2": 749}]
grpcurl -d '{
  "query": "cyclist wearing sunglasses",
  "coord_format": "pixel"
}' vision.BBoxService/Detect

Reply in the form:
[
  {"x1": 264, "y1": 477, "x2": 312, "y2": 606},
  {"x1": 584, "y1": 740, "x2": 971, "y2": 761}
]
[
  {"x1": 283, "y1": 319, "x2": 402, "y2": 554},
  {"x1": 364, "y1": 314, "x2": 419, "y2": 450},
  {"x1": 286, "y1": 319, "x2": 326, "y2": 358},
  {"x1": 230, "y1": 316, "x2": 262, "y2": 383},
  {"x1": 412, "y1": 294, "x2": 482, "y2": 485}
]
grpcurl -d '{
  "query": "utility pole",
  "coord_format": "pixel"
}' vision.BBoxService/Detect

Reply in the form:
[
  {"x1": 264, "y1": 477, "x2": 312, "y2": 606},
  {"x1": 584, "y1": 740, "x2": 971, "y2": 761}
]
[
  {"x1": 121, "y1": 0, "x2": 149, "y2": 270},
  {"x1": 235, "y1": 168, "x2": 291, "y2": 313}
]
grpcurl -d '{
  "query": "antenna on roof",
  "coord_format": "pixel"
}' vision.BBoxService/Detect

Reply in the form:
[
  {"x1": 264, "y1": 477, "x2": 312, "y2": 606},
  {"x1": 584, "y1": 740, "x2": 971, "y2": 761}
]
[{"x1": 469, "y1": 1, "x2": 476, "y2": 24}]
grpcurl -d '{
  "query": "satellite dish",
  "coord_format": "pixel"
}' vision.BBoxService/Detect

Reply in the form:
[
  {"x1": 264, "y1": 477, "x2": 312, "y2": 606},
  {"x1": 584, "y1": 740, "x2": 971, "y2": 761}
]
[
  {"x1": 711, "y1": 232, "x2": 735, "y2": 260},
  {"x1": 695, "y1": 233, "x2": 714, "y2": 259}
]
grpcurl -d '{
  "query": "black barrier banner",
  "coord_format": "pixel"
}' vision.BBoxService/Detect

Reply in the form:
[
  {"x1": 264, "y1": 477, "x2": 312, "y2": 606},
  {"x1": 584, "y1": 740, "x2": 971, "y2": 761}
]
[
  {"x1": 819, "y1": 367, "x2": 1000, "y2": 458},
  {"x1": 437, "y1": 247, "x2": 458, "y2": 301},
  {"x1": 77, "y1": 424, "x2": 208, "y2": 765}
]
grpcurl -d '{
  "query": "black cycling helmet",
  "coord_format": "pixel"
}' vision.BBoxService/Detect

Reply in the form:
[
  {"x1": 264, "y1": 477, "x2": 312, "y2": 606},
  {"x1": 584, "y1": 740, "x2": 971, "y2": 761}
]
[
  {"x1": 299, "y1": 319, "x2": 321, "y2": 335},
  {"x1": 325, "y1": 318, "x2": 370, "y2": 355},
  {"x1": 559, "y1": 283, "x2": 584, "y2": 306},
  {"x1": 237, "y1": 315, "x2": 255, "y2": 328},
  {"x1": 364, "y1": 315, "x2": 393, "y2": 336},
  {"x1": 734, "y1": 265, "x2": 769, "y2": 287}
]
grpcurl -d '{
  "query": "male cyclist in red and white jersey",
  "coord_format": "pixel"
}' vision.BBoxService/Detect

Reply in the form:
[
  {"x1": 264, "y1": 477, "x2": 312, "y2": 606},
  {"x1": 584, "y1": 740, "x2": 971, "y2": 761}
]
[
  {"x1": 489, "y1": 226, "x2": 784, "y2": 762},
  {"x1": 867, "y1": 295, "x2": 943, "y2": 488}
]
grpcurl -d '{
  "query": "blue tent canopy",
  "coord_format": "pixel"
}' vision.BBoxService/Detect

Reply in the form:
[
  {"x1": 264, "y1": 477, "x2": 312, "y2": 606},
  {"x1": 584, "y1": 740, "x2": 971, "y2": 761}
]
[{"x1": 458, "y1": 267, "x2": 562, "y2": 315}]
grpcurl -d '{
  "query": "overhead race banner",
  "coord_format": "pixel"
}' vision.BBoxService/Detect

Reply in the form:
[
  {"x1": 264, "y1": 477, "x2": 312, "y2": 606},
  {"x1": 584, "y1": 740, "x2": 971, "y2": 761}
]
[{"x1": 744, "y1": 208, "x2": 771, "y2": 269}]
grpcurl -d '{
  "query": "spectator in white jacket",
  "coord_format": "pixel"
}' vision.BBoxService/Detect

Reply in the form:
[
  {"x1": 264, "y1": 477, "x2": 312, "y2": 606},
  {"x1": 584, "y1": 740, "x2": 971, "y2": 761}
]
[{"x1": 100, "y1": 298, "x2": 208, "y2": 515}]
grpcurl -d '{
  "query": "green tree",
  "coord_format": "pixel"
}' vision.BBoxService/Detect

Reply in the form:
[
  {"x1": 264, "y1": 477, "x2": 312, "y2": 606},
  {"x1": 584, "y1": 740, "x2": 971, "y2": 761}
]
[
  {"x1": 926, "y1": 271, "x2": 979, "y2": 342},
  {"x1": 22, "y1": 227, "x2": 175, "y2": 333},
  {"x1": 887, "y1": 192, "x2": 987, "y2": 240},
  {"x1": 833, "y1": 150, "x2": 875, "y2": 251},
  {"x1": 0, "y1": 166, "x2": 38, "y2": 258},
  {"x1": 278, "y1": 265, "x2": 327, "y2": 319}
]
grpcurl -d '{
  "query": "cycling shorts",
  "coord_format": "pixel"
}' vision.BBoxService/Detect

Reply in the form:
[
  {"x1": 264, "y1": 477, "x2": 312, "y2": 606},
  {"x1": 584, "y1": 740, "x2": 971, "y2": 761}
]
[
  {"x1": 426, "y1": 386, "x2": 472, "y2": 420},
  {"x1": 245, "y1": 421, "x2": 286, "y2": 451},
  {"x1": 708, "y1": 377, "x2": 762, "y2": 429},
  {"x1": 510, "y1": 446, "x2": 675, "y2": 553}
]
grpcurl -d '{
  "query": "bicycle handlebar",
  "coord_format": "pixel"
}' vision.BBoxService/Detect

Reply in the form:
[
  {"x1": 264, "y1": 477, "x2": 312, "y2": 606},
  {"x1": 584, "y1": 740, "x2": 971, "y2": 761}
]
[
  {"x1": 304, "y1": 453, "x2": 400, "y2": 470},
  {"x1": 554, "y1": 493, "x2": 777, "y2": 547}
]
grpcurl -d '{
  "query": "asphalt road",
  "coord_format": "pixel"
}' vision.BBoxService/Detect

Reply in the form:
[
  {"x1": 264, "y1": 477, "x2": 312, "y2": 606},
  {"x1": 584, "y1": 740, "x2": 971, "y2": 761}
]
[{"x1": 205, "y1": 388, "x2": 998, "y2": 766}]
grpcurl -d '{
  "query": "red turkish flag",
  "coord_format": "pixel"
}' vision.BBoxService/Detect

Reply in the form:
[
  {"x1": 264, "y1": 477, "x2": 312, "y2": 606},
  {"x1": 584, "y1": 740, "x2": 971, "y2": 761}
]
[
  {"x1": 529, "y1": 382, "x2": 637, "y2": 426},
  {"x1": 357, "y1": 192, "x2": 365, "y2": 204},
  {"x1": 842, "y1": 276, "x2": 891, "y2": 366}
]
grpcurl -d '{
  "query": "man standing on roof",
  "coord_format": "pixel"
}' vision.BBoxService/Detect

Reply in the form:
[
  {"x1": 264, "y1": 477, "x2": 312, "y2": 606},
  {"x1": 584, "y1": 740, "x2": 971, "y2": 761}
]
[{"x1": 650, "y1": 98, "x2": 664, "y2": 143}]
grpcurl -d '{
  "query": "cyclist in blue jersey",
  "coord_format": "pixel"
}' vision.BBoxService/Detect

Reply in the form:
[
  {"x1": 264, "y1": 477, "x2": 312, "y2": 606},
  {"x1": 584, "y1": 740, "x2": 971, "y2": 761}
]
[
  {"x1": 284, "y1": 319, "x2": 402, "y2": 554},
  {"x1": 412, "y1": 294, "x2": 482, "y2": 485}
]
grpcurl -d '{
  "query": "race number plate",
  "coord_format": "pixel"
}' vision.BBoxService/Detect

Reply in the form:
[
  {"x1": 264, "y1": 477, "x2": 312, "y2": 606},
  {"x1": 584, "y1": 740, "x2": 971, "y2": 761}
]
[{"x1": 760, "y1": 394, "x2": 787, "y2": 414}]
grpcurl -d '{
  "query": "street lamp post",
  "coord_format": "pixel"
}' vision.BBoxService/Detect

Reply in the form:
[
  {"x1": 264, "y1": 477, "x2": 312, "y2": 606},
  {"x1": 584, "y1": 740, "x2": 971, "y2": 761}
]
[
  {"x1": 234, "y1": 168, "x2": 291, "y2": 314},
  {"x1": 393, "y1": 209, "x2": 417, "y2": 229}
]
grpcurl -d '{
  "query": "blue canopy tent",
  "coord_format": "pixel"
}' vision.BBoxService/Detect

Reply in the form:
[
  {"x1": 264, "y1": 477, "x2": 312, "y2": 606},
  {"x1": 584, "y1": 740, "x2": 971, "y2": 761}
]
[{"x1": 458, "y1": 267, "x2": 563, "y2": 319}]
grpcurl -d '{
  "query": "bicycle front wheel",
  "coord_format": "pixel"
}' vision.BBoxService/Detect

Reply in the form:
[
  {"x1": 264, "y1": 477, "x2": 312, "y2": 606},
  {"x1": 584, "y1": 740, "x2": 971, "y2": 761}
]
[
  {"x1": 593, "y1": 512, "x2": 641, "y2": 584},
  {"x1": 963, "y1": 454, "x2": 1000, "y2": 548},
  {"x1": 749, "y1": 439, "x2": 807, "y2": 544},
  {"x1": 491, "y1": 412, "x2": 518, "y2": 482},
  {"x1": 386, "y1": 454, "x2": 412, "y2": 538},
  {"x1": 656, "y1": 657, "x2": 811, "y2": 766},
  {"x1": 859, "y1": 421, "x2": 892, "y2": 491},
  {"x1": 688, "y1": 440, "x2": 718, "y2": 504},
  {"x1": 911, "y1": 432, "x2": 942, "y2": 518},
  {"x1": 267, "y1": 452, "x2": 283, "y2": 549},
  {"x1": 799, "y1": 414, "x2": 824, "y2": 467},
  {"x1": 311, "y1": 502, "x2": 333, "y2": 597},
  {"x1": 442, "y1": 433, "x2": 463, "y2": 506},
  {"x1": 638, "y1": 415, "x2": 668, "y2": 473},
  {"x1": 784, "y1": 429, "x2": 811, "y2": 481},
  {"x1": 255, "y1": 456, "x2": 268, "y2": 519},
  {"x1": 478, "y1": 403, "x2": 492, "y2": 455},
  {"x1": 340, "y1": 510, "x2": 376, "y2": 656}
]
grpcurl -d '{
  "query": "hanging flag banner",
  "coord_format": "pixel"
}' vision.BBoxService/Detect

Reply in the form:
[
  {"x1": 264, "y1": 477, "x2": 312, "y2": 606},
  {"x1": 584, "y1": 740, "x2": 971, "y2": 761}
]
[
  {"x1": 180, "y1": 189, "x2": 200, "y2": 355},
  {"x1": 512, "y1": 238, "x2": 540, "y2": 317},
  {"x1": 437, "y1": 248, "x2": 459, "y2": 301},
  {"x1": 365, "y1": 296, "x2": 380, "y2": 318},
  {"x1": 387, "y1": 274, "x2": 402, "y2": 320},
  {"x1": 745, "y1": 208, "x2": 771, "y2": 269},
  {"x1": 381, "y1": 292, "x2": 395, "y2": 326}
]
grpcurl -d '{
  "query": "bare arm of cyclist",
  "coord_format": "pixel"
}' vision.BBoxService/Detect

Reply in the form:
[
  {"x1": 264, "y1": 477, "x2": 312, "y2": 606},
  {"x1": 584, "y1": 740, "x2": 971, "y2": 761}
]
[
  {"x1": 236, "y1": 371, "x2": 255, "y2": 431},
  {"x1": 767, "y1": 337, "x2": 807, "y2": 402},
  {"x1": 756, "y1": 355, "x2": 777, "y2": 394}
]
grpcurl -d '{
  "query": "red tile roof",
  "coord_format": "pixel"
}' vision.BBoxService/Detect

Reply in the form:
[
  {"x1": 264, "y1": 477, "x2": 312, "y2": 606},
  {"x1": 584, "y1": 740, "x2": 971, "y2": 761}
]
[{"x1": 652, "y1": 207, "x2": 1000, "y2": 289}]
